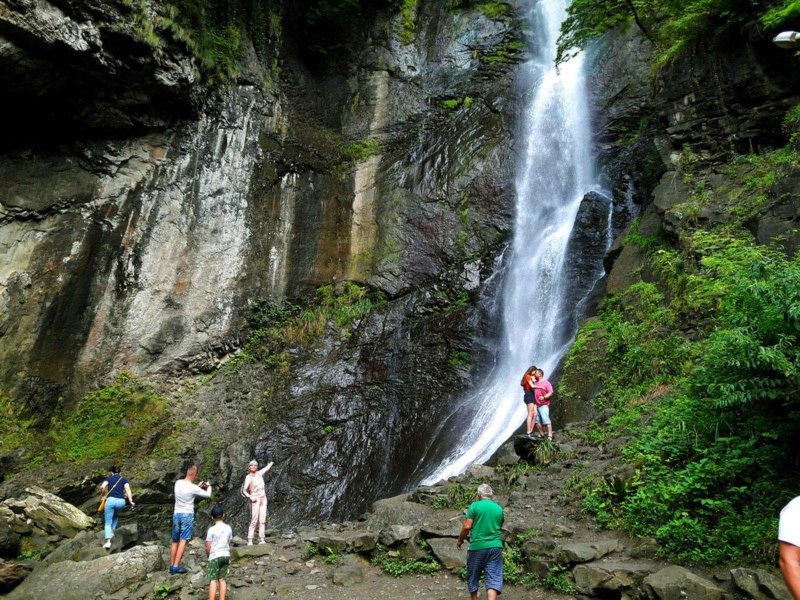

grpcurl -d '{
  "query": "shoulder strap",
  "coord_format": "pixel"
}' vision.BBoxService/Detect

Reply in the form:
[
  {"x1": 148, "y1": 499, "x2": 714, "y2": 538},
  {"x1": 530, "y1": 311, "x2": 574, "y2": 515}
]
[{"x1": 106, "y1": 476, "x2": 123, "y2": 495}]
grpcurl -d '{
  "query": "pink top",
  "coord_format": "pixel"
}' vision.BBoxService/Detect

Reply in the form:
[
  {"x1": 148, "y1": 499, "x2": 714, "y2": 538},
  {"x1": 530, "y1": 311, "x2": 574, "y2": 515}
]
[
  {"x1": 534, "y1": 379, "x2": 553, "y2": 406},
  {"x1": 243, "y1": 465, "x2": 271, "y2": 499}
]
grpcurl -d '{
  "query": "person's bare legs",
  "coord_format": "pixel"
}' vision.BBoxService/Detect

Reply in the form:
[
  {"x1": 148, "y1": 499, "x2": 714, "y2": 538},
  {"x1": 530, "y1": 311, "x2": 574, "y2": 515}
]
[
  {"x1": 546, "y1": 422, "x2": 553, "y2": 439},
  {"x1": 526, "y1": 403, "x2": 535, "y2": 435},
  {"x1": 209, "y1": 580, "x2": 217, "y2": 600},
  {"x1": 170, "y1": 541, "x2": 178, "y2": 565},
  {"x1": 470, "y1": 593, "x2": 478, "y2": 600},
  {"x1": 219, "y1": 579, "x2": 227, "y2": 600},
  {"x1": 488, "y1": 589, "x2": 499, "y2": 600},
  {"x1": 173, "y1": 540, "x2": 188, "y2": 567}
]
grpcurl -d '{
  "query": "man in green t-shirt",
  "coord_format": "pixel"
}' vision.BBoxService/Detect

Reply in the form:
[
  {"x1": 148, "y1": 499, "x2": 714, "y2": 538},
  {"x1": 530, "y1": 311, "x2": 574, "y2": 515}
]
[{"x1": 456, "y1": 483, "x2": 504, "y2": 599}]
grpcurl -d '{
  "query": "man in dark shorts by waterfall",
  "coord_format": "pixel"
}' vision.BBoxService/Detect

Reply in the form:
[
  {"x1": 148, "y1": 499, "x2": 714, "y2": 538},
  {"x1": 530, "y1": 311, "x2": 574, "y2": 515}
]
[{"x1": 456, "y1": 483, "x2": 504, "y2": 600}]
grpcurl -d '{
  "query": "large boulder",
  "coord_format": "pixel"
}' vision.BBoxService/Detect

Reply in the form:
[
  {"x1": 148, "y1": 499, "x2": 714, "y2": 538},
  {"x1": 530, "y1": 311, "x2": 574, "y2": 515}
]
[
  {"x1": 555, "y1": 539, "x2": 623, "y2": 564},
  {"x1": 426, "y1": 537, "x2": 466, "y2": 571},
  {"x1": 643, "y1": 565, "x2": 725, "y2": 600},
  {"x1": 573, "y1": 560, "x2": 660, "y2": 597},
  {"x1": 2, "y1": 487, "x2": 94, "y2": 538},
  {"x1": 7, "y1": 544, "x2": 163, "y2": 600},
  {"x1": 368, "y1": 496, "x2": 434, "y2": 529},
  {"x1": 730, "y1": 567, "x2": 792, "y2": 600}
]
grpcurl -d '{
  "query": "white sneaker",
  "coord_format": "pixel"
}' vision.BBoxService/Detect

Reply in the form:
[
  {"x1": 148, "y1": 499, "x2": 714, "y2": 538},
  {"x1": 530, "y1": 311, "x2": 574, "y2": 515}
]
[
  {"x1": 247, "y1": 541, "x2": 253, "y2": 546},
  {"x1": 103, "y1": 540, "x2": 111, "y2": 549},
  {"x1": 258, "y1": 540, "x2": 266, "y2": 545}
]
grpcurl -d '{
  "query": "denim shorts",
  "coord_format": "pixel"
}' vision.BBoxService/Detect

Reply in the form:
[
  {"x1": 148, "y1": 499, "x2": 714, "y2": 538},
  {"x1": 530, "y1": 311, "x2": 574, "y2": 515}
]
[
  {"x1": 466, "y1": 547, "x2": 503, "y2": 594},
  {"x1": 171, "y1": 513, "x2": 195, "y2": 542},
  {"x1": 535, "y1": 404, "x2": 551, "y2": 425}
]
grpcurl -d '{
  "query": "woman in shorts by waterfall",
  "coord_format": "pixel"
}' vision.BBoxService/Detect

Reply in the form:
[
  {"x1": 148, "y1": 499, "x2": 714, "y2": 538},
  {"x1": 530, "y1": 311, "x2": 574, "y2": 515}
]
[
  {"x1": 520, "y1": 365, "x2": 538, "y2": 438},
  {"x1": 241, "y1": 459, "x2": 274, "y2": 545}
]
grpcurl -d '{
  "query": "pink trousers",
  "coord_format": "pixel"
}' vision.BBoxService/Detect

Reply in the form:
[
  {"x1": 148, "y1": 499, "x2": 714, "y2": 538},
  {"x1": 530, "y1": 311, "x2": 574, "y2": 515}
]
[{"x1": 248, "y1": 496, "x2": 267, "y2": 542}]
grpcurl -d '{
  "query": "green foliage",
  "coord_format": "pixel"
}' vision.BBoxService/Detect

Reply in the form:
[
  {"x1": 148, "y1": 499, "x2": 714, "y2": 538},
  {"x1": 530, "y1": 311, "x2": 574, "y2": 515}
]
[
  {"x1": 481, "y1": 38, "x2": 524, "y2": 65},
  {"x1": 371, "y1": 551, "x2": 440, "y2": 576},
  {"x1": 533, "y1": 439, "x2": 558, "y2": 465},
  {"x1": 153, "y1": 583, "x2": 172, "y2": 599},
  {"x1": 429, "y1": 483, "x2": 477, "y2": 509},
  {"x1": 399, "y1": 0, "x2": 418, "y2": 44},
  {"x1": 240, "y1": 283, "x2": 384, "y2": 370},
  {"x1": 502, "y1": 543, "x2": 524, "y2": 584},
  {"x1": 50, "y1": 373, "x2": 168, "y2": 462},
  {"x1": 477, "y1": 1, "x2": 510, "y2": 19},
  {"x1": 449, "y1": 349, "x2": 472, "y2": 368},
  {"x1": 540, "y1": 565, "x2": 576, "y2": 594},
  {"x1": 762, "y1": 1, "x2": 800, "y2": 28},
  {"x1": 302, "y1": 542, "x2": 321, "y2": 559},
  {"x1": 323, "y1": 550, "x2": 344, "y2": 565},
  {"x1": 557, "y1": 0, "x2": 788, "y2": 70},
  {"x1": 342, "y1": 139, "x2": 382, "y2": 161},
  {"x1": 440, "y1": 96, "x2": 472, "y2": 111},
  {"x1": 570, "y1": 223, "x2": 800, "y2": 566}
]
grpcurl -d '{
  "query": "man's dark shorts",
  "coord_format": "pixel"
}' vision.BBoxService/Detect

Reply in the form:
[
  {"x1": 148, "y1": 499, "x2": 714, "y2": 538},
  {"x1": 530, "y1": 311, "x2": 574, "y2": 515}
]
[
  {"x1": 467, "y1": 547, "x2": 503, "y2": 594},
  {"x1": 206, "y1": 556, "x2": 230, "y2": 581},
  {"x1": 171, "y1": 513, "x2": 194, "y2": 542},
  {"x1": 523, "y1": 389, "x2": 536, "y2": 404}
]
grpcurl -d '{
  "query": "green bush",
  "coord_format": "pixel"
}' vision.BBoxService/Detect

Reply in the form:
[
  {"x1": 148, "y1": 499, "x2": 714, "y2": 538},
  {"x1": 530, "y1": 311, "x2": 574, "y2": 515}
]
[
  {"x1": 557, "y1": 0, "x2": 796, "y2": 70},
  {"x1": 371, "y1": 551, "x2": 440, "y2": 576},
  {"x1": 568, "y1": 221, "x2": 800, "y2": 565}
]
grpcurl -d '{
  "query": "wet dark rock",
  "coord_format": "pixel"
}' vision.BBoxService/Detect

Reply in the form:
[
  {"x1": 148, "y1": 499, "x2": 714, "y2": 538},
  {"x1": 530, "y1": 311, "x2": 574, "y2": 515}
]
[
  {"x1": 654, "y1": 39, "x2": 800, "y2": 162},
  {"x1": 0, "y1": 520, "x2": 21, "y2": 559}
]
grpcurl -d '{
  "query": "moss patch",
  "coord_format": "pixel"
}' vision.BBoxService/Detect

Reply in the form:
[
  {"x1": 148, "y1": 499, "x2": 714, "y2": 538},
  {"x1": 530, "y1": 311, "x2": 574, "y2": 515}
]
[{"x1": 50, "y1": 373, "x2": 168, "y2": 462}]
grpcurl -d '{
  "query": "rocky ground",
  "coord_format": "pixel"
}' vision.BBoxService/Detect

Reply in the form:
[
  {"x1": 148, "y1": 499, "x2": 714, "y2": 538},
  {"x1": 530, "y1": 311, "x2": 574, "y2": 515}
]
[{"x1": 0, "y1": 419, "x2": 791, "y2": 599}]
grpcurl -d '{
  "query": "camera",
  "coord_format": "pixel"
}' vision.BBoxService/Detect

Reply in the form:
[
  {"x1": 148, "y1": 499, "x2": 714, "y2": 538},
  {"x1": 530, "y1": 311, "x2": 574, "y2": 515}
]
[{"x1": 199, "y1": 481, "x2": 209, "y2": 490}]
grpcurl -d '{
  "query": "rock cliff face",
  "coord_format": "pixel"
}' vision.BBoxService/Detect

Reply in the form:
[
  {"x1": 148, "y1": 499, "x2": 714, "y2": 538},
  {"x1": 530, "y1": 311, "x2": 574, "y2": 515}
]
[{"x1": 0, "y1": 0, "x2": 531, "y2": 527}]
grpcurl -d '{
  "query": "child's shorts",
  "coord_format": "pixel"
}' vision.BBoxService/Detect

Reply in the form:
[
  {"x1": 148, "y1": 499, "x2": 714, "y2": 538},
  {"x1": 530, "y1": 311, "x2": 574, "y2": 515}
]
[{"x1": 207, "y1": 556, "x2": 230, "y2": 581}]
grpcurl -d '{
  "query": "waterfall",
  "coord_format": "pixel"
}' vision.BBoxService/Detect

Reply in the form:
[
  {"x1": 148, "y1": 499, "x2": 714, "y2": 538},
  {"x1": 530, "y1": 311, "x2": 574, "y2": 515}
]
[{"x1": 417, "y1": 0, "x2": 607, "y2": 484}]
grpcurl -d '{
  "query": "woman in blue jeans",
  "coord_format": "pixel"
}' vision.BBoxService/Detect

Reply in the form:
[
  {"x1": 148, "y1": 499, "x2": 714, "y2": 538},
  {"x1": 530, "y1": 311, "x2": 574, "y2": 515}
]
[{"x1": 100, "y1": 466, "x2": 135, "y2": 549}]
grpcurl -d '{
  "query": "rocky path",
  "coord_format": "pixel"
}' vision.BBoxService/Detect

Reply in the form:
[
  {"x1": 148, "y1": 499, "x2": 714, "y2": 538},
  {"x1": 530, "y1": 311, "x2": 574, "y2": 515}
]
[{"x1": 1, "y1": 420, "x2": 791, "y2": 599}]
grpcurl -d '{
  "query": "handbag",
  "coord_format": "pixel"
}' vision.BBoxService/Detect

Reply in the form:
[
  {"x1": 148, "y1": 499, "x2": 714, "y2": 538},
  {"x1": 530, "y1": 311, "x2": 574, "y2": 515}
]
[{"x1": 98, "y1": 476, "x2": 123, "y2": 513}]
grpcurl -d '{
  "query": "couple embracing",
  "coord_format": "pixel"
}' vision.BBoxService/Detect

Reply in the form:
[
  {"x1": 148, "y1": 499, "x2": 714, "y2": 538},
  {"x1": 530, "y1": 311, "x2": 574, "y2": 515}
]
[{"x1": 520, "y1": 366, "x2": 553, "y2": 440}]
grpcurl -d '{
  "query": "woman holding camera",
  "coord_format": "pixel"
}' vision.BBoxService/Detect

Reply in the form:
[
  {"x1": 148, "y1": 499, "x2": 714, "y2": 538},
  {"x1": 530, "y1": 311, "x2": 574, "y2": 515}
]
[
  {"x1": 241, "y1": 460, "x2": 274, "y2": 545},
  {"x1": 100, "y1": 466, "x2": 135, "y2": 549}
]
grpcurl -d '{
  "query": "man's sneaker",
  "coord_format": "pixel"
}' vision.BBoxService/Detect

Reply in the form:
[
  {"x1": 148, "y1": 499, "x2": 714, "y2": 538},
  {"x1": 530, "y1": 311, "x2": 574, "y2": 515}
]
[
  {"x1": 174, "y1": 566, "x2": 189, "y2": 574},
  {"x1": 247, "y1": 540, "x2": 253, "y2": 546},
  {"x1": 102, "y1": 540, "x2": 111, "y2": 550},
  {"x1": 258, "y1": 539, "x2": 267, "y2": 545}
]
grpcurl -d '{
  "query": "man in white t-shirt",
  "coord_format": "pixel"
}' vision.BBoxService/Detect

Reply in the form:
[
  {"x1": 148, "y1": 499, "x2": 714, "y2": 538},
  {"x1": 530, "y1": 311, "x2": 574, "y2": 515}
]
[
  {"x1": 205, "y1": 505, "x2": 233, "y2": 600},
  {"x1": 170, "y1": 465, "x2": 212, "y2": 574},
  {"x1": 779, "y1": 495, "x2": 800, "y2": 599}
]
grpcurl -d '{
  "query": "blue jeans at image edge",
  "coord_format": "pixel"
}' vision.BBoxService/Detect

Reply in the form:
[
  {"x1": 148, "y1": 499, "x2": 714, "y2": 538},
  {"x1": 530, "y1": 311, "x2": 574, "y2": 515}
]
[
  {"x1": 171, "y1": 513, "x2": 195, "y2": 542},
  {"x1": 466, "y1": 547, "x2": 503, "y2": 594},
  {"x1": 104, "y1": 496, "x2": 127, "y2": 539}
]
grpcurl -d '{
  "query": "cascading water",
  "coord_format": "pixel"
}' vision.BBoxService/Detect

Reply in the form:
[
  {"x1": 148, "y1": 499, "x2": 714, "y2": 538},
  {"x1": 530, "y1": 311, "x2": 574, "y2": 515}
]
[{"x1": 416, "y1": 0, "x2": 608, "y2": 484}]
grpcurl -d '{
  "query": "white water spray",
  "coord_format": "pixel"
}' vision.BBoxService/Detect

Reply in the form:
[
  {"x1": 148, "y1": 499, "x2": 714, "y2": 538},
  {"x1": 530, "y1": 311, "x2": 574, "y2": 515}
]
[{"x1": 419, "y1": 0, "x2": 605, "y2": 484}]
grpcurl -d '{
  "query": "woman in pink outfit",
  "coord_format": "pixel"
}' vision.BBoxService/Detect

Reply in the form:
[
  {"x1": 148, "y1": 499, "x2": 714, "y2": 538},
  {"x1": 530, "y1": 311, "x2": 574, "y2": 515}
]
[{"x1": 241, "y1": 459, "x2": 274, "y2": 545}]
